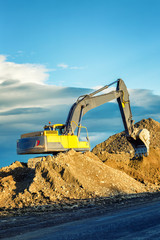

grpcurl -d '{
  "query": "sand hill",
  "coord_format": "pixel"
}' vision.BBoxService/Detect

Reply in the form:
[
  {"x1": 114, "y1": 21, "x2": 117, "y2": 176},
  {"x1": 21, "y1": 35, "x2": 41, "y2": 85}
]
[
  {"x1": 92, "y1": 118, "x2": 160, "y2": 187},
  {"x1": 0, "y1": 118, "x2": 159, "y2": 210}
]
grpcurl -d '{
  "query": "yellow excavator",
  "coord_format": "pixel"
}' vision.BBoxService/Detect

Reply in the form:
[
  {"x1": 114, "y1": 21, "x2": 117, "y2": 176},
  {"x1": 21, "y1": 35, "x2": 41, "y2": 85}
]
[{"x1": 17, "y1": 79, "x2": 150, "y2": 158}]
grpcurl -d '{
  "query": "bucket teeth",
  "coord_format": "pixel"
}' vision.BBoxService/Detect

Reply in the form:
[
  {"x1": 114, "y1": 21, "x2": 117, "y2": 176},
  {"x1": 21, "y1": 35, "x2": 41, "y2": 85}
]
[{"x1": 134, "y1": 146, "x2": 148, "y2": 158}]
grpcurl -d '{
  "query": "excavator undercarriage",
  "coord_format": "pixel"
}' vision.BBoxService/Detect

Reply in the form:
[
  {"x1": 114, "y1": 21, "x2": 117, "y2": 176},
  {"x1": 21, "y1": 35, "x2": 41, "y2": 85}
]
[{"x1": 17, "y1": 79, "x2": 150, "y2": 158}]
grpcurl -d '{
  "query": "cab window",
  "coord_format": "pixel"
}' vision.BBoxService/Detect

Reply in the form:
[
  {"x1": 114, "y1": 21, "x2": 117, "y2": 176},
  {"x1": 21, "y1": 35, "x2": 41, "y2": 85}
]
[{"x1": 55, "y1": 126, "x2": 64, "y2": 135}]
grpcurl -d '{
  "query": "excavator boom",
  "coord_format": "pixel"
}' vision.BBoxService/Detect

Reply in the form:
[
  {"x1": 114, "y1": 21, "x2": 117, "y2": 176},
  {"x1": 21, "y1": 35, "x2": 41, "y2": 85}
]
[{"x1": 17, "y1": 79, "x2": 150, "y2": 157}]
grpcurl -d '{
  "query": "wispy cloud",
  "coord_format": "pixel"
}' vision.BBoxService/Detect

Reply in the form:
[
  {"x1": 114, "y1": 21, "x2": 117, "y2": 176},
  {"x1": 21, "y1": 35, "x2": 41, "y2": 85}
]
[
  {"x1": 57, "y1": 63, "x2": 85, "y2": 70},
  {"x1": 57, "y1": 63, "x2": 69, "y2": 69},
  {"x1": 70, "y1": 66, "x2": 85, "y2": 70},
  {"x1": 129, "y1": 89, "x2": 160, "y2": 108}
]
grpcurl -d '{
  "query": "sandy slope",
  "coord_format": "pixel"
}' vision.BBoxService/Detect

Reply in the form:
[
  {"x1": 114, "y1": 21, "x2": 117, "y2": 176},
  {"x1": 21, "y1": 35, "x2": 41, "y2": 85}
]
[
  {"x1": 0, "y1": 118, "x2": 159, "y2": 210},
  {"x1": 0, "y1": 151, "x2": 147, "y2": 209},
  {"x1": 93, "y1": 118, "x2": 160, "y2": 189}
]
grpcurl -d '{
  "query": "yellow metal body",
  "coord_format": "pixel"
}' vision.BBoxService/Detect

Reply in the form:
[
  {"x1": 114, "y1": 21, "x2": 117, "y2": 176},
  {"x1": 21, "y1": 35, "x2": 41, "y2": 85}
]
[
  {"x1": 44, "y1": 130, "x2": 90, "y2": 150},
  {"x1": 43, "y1": 123, "x2": 90, "y2": 150},
  {"x1": 18, "y1": 123, "x2": 90, "y2": 154}
]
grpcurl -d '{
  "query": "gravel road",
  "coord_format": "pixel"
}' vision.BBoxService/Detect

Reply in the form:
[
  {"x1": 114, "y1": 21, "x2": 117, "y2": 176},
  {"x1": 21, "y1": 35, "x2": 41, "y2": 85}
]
[{"x1": 1, "y1": 192, "x2": 160, "y2": 239}]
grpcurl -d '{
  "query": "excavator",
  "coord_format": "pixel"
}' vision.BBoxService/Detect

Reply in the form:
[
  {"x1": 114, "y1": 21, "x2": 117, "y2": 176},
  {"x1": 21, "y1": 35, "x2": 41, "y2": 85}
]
[{"x1": 17, "y1": 79, "x2": 150, "y2": 158}]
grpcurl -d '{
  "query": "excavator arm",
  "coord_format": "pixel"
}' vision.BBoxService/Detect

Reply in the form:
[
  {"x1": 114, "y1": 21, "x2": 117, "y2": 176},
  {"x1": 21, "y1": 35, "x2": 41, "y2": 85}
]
[
  {"x1": 65, "y1": 85, "x2": 121, "y2": 134},
  {"x1": 17, "y1": 79, "x2": 150, "y2": 157},
  {"x1": 65, "y1": 79, "x2": 150, "y2": 157}
]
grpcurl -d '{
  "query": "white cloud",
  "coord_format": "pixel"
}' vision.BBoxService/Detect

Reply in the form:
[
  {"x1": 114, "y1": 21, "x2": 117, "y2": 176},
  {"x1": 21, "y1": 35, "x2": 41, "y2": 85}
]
[
  {"x1": 17, "y1": 50, "x2": 23, "y2": 54},
  {"x1": 57, "y1": 63, "x2": 85, "y2": 70},
  {"x1": 129, "y1": 89, "x2": 160, "y2": 107},
  {"x1": 0, "y1": 55, "x2": 6, "y2": 62},
  {"x1": 70, "y1": 66, "x2": 85, "y2": 70},
  {"x1": 0, "y1": 55, "x2": 49, "y2": 84},
  {"x1": 57, "y1": 63, "x2": 69, "y2": 69}
]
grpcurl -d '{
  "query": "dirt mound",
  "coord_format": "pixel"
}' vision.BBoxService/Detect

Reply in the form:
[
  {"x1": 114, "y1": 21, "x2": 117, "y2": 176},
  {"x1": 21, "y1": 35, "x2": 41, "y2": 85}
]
[
  {"x1": 0, "y1": 150, "x2": 148, "y2": 209},
  {"x1": 1, "y1": 118, "x2": 159, "y2": 210},
  {"x1": 92, "y1": 118, "x2": 160, "y2": 188},
  {"x1": 92, "y1": 118, "x2": 160, "y2": 154}
]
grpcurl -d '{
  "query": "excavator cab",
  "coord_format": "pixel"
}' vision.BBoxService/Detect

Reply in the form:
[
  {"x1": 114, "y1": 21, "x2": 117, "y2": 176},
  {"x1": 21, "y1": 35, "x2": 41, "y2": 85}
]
[
  {"x1": 55, "y1": 125, "x2": 65, "y2": 135},
  {"x1": 44, "y1": 123, "x2": 65, "y2": 135}
]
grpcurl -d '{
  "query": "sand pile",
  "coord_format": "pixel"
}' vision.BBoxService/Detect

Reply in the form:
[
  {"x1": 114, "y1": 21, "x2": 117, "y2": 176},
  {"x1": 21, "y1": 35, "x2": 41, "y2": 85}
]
[
  {"x1": 0, "y1": 150, "x2": 148, "y2": 209},
  {"x1": 1, "y1": 118, "x2": 159, "y2": 210},
  {"x1": 92, "y1": 118, "x2": 160, "y2": 188}
]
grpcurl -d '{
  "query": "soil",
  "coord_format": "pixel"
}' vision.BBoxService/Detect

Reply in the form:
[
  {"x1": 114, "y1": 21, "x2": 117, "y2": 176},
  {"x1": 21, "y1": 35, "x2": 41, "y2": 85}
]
[
  {"x1": 0, "y1": 151, "x2": 149, "y2": 211},
  {"x1": 92, "y1": 118, "x2": 160, "y2": 189},
  {"x1": 0, "y1": 118, "x2": 160, "y2": 216}
]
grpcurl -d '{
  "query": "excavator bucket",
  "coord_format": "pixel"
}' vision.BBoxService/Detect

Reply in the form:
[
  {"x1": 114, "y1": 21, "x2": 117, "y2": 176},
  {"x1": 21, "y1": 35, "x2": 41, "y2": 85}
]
[{"x1": 127, "y1": 128, "x2": 150, "y2": 158}]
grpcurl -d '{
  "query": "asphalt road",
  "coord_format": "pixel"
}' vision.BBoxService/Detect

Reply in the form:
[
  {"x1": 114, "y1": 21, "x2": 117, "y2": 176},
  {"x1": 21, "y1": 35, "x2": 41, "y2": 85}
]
[{"x1": 1, "y1": 200, "x2": 160, "y2": 240}]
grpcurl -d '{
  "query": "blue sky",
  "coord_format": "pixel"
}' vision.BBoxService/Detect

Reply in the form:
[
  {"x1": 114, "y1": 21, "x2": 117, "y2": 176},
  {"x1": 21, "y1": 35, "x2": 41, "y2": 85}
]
[{"x1": 0, "y1": 0, "x2": 160, "y2": 167}]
